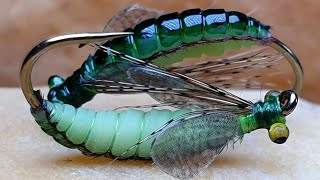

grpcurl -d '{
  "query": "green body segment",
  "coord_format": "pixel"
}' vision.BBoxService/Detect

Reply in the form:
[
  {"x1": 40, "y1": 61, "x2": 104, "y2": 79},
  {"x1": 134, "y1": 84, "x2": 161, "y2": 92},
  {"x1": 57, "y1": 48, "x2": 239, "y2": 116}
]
[
  {"x1": 33, "y1": 101, "x2": 190, "y2": 158},
  {"x1": 31, "y1": 95, "x2": 285, "y2": 159},
  {"x1": 48, "y1": 8, "x2": 271, "y2": 107}
]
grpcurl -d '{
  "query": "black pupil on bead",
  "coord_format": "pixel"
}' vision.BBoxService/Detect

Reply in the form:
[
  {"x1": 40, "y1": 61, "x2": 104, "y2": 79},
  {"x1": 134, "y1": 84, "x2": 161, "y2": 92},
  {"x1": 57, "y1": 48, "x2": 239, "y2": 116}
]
[{"x1": 274, "y1": 137, "x2": 287, "y2": 144}]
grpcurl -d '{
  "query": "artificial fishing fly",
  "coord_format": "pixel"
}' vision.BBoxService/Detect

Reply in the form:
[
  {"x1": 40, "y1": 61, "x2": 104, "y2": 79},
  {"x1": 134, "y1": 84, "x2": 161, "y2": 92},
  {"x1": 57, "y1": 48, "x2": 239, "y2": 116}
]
[{"x1": 21, "y1": 6, "x2": 303, "y2": 179}]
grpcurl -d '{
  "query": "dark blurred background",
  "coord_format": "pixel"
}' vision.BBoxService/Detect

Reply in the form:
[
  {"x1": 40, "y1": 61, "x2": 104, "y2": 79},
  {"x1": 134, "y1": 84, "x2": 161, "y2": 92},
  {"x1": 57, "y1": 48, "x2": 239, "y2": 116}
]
[{"x1": 1, "y1": 0, "x2": 319, "y2": 103}]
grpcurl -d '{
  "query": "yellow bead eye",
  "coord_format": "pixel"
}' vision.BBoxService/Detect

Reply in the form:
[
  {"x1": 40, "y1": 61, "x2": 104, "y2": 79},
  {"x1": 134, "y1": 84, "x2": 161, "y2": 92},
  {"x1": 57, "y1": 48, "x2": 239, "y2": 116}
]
[{"x1": 268, "y1": 123, "x2": 289, "y2": 144}]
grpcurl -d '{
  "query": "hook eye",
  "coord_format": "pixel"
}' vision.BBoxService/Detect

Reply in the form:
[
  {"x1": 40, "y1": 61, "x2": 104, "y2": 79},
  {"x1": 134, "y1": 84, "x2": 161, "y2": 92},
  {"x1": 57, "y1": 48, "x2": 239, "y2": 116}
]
[
  {"x1": 279, "y1": 90, "x2": 298, "y2": 116},
  {"x1": 268, "y1": 123, "x2": 289, "y2": 144}
]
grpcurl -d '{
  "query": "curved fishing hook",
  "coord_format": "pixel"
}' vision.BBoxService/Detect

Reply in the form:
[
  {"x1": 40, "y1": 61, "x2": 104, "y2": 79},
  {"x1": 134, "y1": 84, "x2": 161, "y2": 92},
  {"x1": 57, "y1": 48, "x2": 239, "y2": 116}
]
[
  {"x1": 20, "y1": 33, "x2": 303, "y2": 110},
  {"x1": 270, "y1": 37, "x2": 304, "y2": 93}
]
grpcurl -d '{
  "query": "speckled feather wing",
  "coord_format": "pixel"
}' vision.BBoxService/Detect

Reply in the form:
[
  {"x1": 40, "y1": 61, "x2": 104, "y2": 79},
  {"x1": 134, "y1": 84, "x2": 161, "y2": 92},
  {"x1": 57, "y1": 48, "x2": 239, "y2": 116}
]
[
  {"x1": 150, "y1": 111, "x2": 242, "y2": 179},
  {"x1": 165, "y1": 45, "x2": 292, "y2": 90},
  {"x1": 126, "y1": 63, "x2": 252, "y2": 109},
  {"x1": 85, "y1": 62, "x2": 252, "y2": 111}
]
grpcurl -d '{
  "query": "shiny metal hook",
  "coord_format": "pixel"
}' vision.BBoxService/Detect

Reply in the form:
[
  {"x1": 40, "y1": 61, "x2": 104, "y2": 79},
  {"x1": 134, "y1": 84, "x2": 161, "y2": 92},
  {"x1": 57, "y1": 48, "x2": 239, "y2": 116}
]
[
  {"x1": 20, "y1": 32, "x2": 133, "y2": 110},
  {"x1": 279, "y1": 90, "x2": 298, "y2": 116},
  {"x1": 270, "y1": 37, "x2": 304, "y2": 93}
]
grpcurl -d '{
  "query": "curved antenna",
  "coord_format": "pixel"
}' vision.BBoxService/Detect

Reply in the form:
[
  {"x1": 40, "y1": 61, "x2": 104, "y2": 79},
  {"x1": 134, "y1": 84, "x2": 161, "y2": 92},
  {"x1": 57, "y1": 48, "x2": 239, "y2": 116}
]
[
  {"x1": 20, "y1": 32, "x2": 133, "y2": 110},
  {"x1": 270, "y1": 37, "x2": 304, "y2": 93}
]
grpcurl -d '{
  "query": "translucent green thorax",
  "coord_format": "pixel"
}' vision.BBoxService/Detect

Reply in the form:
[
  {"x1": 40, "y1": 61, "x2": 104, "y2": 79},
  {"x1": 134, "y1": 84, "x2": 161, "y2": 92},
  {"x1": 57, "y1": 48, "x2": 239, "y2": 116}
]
[
  {"x1": 227, "y1": 11, "x2": 248, "y2": 36},
  {"x1": 134, "y1": 19, "x2": 161, "y2": 59},
  {"x1": 48, "y1": 56, "x2": 99, "y2": 108},
  {"x1": 110, "y1": 31, "x2": 139, "y2": 60},
  {"x1": 102, "y1": 9, "x2": 271, "y2": 67},
  {"x1": 181, "y1": 9, "x2": 203, "y2": 43},
  {"x1": 203, "y1": 9, "x2": 228, "y2": 39},
  {"x1": 151, "y1": 40, "x2": 259, "y2": 67},
  {"x1": 156, "y1": 12, "x2": 182, "y2": 51},
  {"x1": 239, "y1": 95, "x2": 285, "y2": 134}
]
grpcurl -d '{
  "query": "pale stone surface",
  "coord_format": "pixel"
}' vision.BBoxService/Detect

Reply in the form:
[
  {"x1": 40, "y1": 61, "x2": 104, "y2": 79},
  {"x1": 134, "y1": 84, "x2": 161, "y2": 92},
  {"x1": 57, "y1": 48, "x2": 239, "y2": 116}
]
[{"x1": 1, "y1": 87, "x2": 319, "y2": 179}]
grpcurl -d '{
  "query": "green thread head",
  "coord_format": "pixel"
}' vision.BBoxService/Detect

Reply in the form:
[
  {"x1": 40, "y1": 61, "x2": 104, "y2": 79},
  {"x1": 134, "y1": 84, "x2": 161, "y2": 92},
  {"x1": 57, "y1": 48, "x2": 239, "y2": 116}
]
[
  {"x1": 239, "y1": 90, "x2": 293, "y2": 144},
  {"x1": 254, "y1": 91, "x2": 286, "y2": 128}
]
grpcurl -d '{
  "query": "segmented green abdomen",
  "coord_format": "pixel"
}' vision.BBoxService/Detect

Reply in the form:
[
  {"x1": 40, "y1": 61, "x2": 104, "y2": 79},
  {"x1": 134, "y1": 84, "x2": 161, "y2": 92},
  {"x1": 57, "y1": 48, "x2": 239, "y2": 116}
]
[
  {"x1": 48, "y1": 8, "x2": 271, "y2": 107},
  {"x1": 47, "y1": 56, "x2": 99, "y2": 108},
  {"x1": 32, "y1": 93, "x2": 288, "y2": 159},
  {"x1": 103, "y1": 8, "x2": 270, "y2": 62},
  {"x1": 32, "y1": 101, "x2": 190, "y2": 158}
]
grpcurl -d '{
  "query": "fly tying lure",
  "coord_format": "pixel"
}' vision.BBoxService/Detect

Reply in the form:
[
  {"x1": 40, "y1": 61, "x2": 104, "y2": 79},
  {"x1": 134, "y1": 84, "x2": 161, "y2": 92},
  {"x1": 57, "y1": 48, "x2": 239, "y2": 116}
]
[{"x1": 20, "y1": 6, "x2": 303, "y2": 179}]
